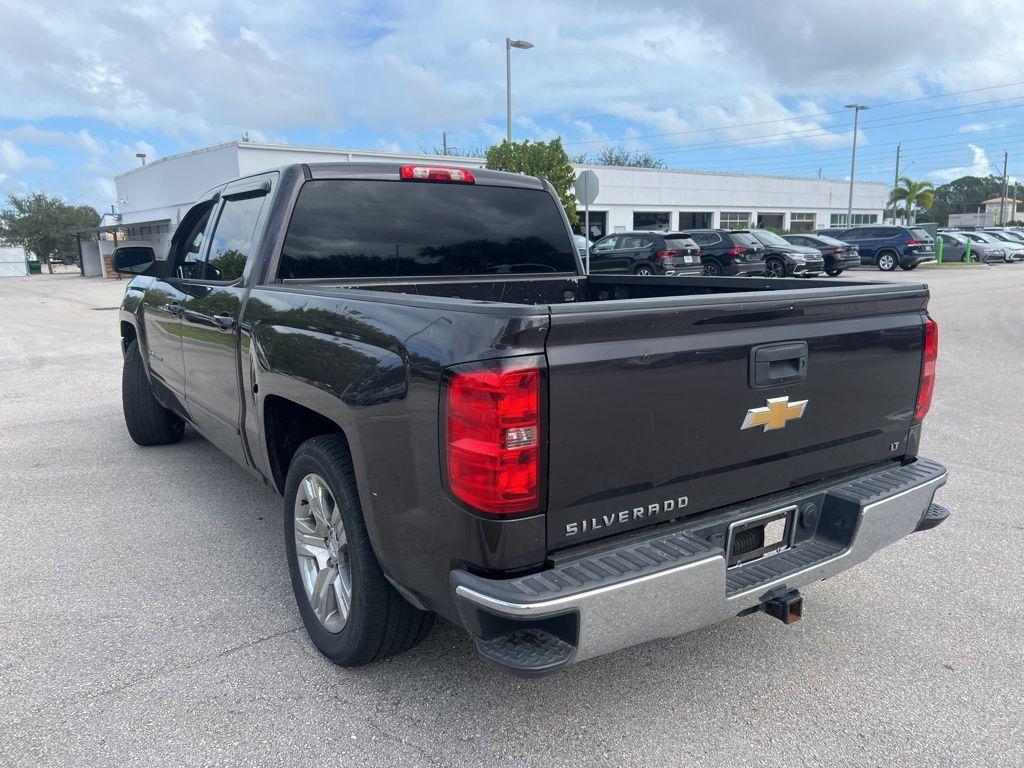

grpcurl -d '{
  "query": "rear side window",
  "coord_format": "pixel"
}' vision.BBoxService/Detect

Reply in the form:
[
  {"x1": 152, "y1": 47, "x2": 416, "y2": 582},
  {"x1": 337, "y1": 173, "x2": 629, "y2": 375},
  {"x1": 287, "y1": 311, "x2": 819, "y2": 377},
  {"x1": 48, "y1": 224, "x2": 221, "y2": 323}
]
[
  {"x1": 279, "y1": 180, "x2": 576, "y2": 279},
  {"x1": 909, "y1": 228, "x2": 932, "y2": 241}
]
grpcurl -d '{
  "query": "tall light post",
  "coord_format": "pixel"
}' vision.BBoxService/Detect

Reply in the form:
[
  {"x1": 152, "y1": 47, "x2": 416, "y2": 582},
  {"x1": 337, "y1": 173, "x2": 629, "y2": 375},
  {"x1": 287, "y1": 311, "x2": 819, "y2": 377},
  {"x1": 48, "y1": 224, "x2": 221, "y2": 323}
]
[
  {"x1": 506, "y1": 38, "x2": 534, "y2": 143},
  {"x1": 845, "y1": 103, "x2": 869, "y2": 227}
]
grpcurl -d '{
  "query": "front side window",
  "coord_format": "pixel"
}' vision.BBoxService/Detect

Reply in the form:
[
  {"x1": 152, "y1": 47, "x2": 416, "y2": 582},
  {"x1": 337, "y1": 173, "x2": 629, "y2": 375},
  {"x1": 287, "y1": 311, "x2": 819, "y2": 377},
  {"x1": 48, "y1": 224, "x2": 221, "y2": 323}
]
[
  {"x1": 205, "y1": 195, "x2": 268, "y2": 281},
  {"x1": 169, "y1": 204, "x2": 213, "y2": 279},
  {"x1": 279, "y1": 180, "x2": 576, "y2": 279},
  {"x1": 592, "y1": 236, "x2": 618, "y2": 252}
]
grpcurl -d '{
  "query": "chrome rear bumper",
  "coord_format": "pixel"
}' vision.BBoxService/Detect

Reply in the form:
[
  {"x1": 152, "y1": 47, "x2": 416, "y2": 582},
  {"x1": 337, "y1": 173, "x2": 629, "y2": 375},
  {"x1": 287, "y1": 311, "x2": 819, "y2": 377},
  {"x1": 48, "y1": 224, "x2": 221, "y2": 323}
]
[{"x1": 452, "y1": 458, "x2": 948, "y2": 676}]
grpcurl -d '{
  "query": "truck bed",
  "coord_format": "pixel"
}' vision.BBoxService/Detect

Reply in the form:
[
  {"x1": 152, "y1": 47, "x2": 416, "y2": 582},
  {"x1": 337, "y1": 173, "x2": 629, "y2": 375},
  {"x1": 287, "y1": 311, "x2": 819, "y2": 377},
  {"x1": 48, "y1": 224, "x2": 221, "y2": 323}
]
[{"x1": 268, "y1": 273, "x2": 929, "y2": 553}]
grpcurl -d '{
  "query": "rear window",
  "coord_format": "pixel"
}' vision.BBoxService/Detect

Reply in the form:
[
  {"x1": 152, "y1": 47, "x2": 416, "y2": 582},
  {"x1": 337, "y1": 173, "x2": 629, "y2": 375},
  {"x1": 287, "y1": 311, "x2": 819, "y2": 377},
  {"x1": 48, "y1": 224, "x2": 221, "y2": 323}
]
[
  {"x1": 279, "y1": 179, "x2": 577, "y2": 279},
  {"x1": 909, "y1": 228, "x2": 932, "y2": 241},
  {"x1": 665, "y1": 237, "x2": 695, "y2": 249},
  {"x1": 816, "y1": 235, "x2": 847, "y2": 246},
  {"x1": 729, "y1": 233, "x2": 761, "y2": 246}
]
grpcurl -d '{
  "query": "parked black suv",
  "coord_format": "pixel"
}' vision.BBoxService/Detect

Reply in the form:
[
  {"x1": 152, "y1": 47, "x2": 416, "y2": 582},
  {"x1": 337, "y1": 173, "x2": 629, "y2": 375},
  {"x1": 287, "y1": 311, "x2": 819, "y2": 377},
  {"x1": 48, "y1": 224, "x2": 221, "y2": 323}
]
[
  {"x1": 836, "y1": 225, "x2": 935, "y2": 271},
  {"x1": 749, "y1": 229, "x2": 825, "y2": 277},
  {"x1": 683, "y1": 229, "x2": 767, "y2": 276},
  {"x1": 588, "y1": 231, "x2": 702, "y2": 276}
]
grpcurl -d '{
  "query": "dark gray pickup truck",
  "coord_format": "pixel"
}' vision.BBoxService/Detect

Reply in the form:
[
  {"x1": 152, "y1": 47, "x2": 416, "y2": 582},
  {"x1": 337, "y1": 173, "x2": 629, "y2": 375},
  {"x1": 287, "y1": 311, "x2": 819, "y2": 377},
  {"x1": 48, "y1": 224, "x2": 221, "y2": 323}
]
[{"x1": 115, "y1": 162, "x2": 948, "y2": 677}]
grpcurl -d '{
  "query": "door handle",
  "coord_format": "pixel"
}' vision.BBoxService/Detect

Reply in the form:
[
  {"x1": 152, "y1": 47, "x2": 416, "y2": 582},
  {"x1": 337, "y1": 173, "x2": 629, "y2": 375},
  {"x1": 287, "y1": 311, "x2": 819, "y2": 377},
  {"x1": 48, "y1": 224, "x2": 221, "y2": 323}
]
[
  {"x1": 212, "y1": 313, "x2": 235, "y2": 331},
  {"x1": 749, "y1": 342, "x2": 808, "y2": 388},
  {"x1": 167, "y1": 302, "x2": 181, "y2": 317}
]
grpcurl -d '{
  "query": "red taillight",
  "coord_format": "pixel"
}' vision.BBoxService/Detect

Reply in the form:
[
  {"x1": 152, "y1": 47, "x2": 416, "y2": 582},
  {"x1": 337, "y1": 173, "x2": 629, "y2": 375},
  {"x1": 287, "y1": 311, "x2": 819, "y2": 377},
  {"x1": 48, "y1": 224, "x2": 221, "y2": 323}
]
[
  {"x1": 656, "y1": 249, "x2": 677, "y2": 261},
  {"x1": 400, "y1": 165, "x2": 476, "y2": 183},
  {"x1": 446, "y1": 363, "x2": 541, "y2": 515},
  {"x1": 726, "y1": 246, "x2": 745, "y2": 255},
  {"x1": 915, "y1": 319, "x2": 938, "y2": 422},
  {"x1": 906, "y1": 239, "x2": 924, "y2": 246}
]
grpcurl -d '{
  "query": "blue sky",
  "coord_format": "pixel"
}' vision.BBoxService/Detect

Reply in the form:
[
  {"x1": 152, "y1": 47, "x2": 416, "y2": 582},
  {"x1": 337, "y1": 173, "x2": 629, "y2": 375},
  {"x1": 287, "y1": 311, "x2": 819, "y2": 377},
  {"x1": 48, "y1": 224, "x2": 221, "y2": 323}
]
[{"x1": 3, "y1": 0, "x2": 1024, "y2": 214}]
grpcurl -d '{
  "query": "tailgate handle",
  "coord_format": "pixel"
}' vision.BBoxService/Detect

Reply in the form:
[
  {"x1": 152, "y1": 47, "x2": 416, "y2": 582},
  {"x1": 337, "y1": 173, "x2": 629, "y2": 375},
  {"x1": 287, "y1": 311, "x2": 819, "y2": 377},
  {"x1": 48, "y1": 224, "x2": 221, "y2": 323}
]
[{"x1": 750, "y1": 342, "x2": 808, "y2": 388}]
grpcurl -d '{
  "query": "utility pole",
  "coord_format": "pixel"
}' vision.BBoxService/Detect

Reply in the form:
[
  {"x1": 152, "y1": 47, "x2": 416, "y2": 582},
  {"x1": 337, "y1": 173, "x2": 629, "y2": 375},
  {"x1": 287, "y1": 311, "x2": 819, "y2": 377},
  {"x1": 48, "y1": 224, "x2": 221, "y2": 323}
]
[
  {"x1": 1000, "y1": 151, "x2": 1009, "y2": 225},
  {"x1": 891, "y1": 143, "x2": 901, "y2": 225},
  {"x1": 442, "y1": 131, "x2": 448, "y2": 156},
  {"x1": 845, "y1": 104, "x2": 870, "y2": 227}
]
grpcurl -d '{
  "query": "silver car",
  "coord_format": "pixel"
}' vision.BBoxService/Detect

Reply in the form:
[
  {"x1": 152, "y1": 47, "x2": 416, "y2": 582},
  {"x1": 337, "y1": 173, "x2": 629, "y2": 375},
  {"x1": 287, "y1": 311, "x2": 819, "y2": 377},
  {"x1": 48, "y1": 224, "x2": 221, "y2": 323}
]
[
  {"x1": 937, "y1": 231, "x2": 1003, "y2": 263},
  {"x1": 962, "y1": 230, "x2": 1024, "y2": 262}
]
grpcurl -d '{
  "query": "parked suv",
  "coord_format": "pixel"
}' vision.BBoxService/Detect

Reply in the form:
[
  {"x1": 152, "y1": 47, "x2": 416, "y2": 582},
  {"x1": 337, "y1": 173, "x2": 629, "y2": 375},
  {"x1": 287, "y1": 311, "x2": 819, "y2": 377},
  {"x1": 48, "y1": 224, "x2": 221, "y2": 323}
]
[
  {"x1": 588, "y1": 231, "x2": 702, "y2": 276},
  {"x1": 784, "y1": 233, "x2": 861, "y2": 276},
  {"x1": 837, "y1": 226, "x2": 935, "y2": 271},
  {"x1": 749, "y1": 229, "x2": 824, "y2": 277},
  {"x1": 684, "y1": 229, "x2": 767, "y2": 276}
]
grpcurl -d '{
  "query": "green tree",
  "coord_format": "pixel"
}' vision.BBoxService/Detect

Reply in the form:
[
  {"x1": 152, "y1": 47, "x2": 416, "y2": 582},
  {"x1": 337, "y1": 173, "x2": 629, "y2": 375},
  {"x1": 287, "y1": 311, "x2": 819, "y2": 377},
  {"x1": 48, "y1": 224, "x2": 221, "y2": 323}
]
[
  {"x1": 0, "y1": 192, "x2": 99, "y2": 273},
  {"x1": 926, "y1": 175, "x2": 1006, "y2": 225},
  {"x1": 889, "y1": 177, "x2": 935, "y2": 225},
  {"x1": 574, "y1": 145, "x2": 666, "y2": 169},
  {"x1": 486, "y1": 138, "x2": 578, "y2": 225}
]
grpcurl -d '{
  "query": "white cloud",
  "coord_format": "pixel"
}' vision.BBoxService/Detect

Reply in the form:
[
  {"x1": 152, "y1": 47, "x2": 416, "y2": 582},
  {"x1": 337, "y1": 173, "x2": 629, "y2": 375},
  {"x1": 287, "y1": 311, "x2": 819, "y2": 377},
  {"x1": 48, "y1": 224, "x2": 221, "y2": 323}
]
[
  {"x1": 928, "y1": 143, "x2": 996, "y2": 181},
  {"x1": 0, "y1": 138, "x2": 52, "y2": 173}
]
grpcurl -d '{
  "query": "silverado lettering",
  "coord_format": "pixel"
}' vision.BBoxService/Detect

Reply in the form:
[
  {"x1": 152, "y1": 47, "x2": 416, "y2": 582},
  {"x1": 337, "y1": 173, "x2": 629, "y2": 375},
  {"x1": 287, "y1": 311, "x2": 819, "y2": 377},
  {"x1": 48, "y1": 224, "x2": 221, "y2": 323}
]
[{"x1": 565, "y1": 496, "x2": 689, "y2": 536}]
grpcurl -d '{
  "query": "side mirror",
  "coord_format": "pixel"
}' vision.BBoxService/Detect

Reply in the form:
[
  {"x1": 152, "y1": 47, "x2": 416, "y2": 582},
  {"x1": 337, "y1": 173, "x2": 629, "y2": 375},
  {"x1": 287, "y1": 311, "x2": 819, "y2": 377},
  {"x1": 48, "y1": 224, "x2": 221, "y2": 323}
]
[{"x1": 112, "y1": 246, "x2": 156, "y2": 275}]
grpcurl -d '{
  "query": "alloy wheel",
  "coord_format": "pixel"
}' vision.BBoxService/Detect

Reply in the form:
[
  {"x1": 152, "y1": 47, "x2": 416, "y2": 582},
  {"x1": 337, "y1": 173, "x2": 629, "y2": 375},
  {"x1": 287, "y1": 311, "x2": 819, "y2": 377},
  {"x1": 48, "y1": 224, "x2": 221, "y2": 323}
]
[
  {"x1": 878, "y1": 253, "x2": 896, "y2": 271},
  {"x1": 635, "y1": 267, "x2": 653, "y2": 276},
  {"x1": 767, "y1": 259, "x2": 786, "y2": 278},
  {"x1": 293, "y1": 473, "x2": 353, "y2": 633}
]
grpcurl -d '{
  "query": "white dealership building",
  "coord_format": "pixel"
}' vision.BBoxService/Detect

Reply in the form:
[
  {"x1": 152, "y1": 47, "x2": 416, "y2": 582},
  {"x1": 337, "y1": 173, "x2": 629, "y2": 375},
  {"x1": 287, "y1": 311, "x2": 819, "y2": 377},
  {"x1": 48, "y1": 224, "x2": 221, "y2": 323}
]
[{"x1": 105, "y1": 140, "x2": 886, "y2": 265}]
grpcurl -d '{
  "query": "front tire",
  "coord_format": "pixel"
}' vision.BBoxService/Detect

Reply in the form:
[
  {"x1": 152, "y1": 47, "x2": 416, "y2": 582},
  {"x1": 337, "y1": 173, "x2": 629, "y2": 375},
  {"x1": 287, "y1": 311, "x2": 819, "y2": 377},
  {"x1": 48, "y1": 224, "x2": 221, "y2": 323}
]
[
  {"x1": 122, "y1": 339, "x2": 185, "y2": 446},
  {"x1": 877, "y1": 251, "x2": 898, "y2": 271},
  {"x1": 284, "y1": 435, "x2": 433, "y2": 666},
  {"x1": 766, "y1": 257, "x2": 787, "y2": 278}
]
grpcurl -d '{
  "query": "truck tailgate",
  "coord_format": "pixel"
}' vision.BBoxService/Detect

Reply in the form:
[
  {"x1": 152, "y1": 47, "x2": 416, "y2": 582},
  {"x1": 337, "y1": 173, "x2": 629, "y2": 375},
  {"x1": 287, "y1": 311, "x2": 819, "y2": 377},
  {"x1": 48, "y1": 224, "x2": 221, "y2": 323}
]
[{"x1": 543, "y1": 283, "x2": 929, "y2": 550}]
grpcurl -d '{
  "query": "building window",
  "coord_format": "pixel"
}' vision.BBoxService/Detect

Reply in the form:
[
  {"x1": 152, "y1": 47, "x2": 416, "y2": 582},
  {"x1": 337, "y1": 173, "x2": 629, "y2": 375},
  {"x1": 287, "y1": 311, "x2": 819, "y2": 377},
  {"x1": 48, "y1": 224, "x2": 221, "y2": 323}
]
[
  {"x1": 577, "y1": 211, "x2": 607, "y2": 240},
  {"x1": 633, "y1": 211, "x2": 670, "y2": 231},
  {"x1": 789, "y1": 213, "x2": 815, "y2": 233},
  {"x1": 830, "y1": 213, "x2": 877, "y2": 227},
  {"x1": 720, "y1": 212, "x2": 751, "y2": 229}
]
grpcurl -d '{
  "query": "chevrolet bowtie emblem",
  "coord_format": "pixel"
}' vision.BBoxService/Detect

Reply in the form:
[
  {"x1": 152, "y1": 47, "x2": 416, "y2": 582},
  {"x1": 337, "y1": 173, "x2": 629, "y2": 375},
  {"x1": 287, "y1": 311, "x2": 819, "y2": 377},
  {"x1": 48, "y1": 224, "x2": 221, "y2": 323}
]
[{"x1": 741, "y1": 396, "x2": 808, "y2": 432}]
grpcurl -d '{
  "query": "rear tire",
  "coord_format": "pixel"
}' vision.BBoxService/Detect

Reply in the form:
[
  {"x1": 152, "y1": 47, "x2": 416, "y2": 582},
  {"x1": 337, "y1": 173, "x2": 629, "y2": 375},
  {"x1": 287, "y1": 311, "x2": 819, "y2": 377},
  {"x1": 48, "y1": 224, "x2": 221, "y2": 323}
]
[
  {"x1": 633, "y1": 265, "x2": 654, "y2": 276},
  {"x1": 122, "y1": 340, "x2": 185, "y2": 446},
  {"x1": 825, "y1": 268, "x2": 843, "y2": 276},
  {"x1": 877, "y1": 251, "x2": 898, "y2": 271},
  {"x1": 701, "y1": 259, "x2": 723, "y2": 276},
  {"x1": 284, "y1": 435, "x2": 434, "y2": 666}
]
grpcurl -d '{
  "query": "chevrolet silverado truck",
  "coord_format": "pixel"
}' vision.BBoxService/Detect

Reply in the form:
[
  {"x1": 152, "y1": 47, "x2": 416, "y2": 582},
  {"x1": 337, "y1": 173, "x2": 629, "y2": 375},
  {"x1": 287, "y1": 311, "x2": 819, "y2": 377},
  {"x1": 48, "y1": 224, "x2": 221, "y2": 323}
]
[{"x1": 114, "y1": 162, "x2": 949, "y2": 677}]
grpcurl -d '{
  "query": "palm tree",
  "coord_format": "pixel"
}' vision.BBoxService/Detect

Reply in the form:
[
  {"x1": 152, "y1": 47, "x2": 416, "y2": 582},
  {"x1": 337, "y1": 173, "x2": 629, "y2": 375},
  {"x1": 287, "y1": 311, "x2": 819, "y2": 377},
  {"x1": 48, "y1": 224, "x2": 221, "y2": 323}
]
[{"x1": 889, "y1": 177, "x2": 935, "y2": 225}]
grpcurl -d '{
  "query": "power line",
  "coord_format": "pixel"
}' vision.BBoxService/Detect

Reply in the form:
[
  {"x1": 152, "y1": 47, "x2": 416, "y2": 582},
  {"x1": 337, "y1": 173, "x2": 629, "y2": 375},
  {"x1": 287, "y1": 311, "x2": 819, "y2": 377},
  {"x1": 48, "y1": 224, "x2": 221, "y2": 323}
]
[
  {"x1": 623, "y1": 95, "x2": 1024, "y2": 158},
  {"x1": 564, "y1": 79, "x2": 1024, "y2": 147}
]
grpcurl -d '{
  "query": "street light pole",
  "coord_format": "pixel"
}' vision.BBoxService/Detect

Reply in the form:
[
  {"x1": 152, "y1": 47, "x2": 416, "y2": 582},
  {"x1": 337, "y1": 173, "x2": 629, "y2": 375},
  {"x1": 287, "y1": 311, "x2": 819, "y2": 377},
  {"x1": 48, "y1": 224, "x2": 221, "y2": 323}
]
[
  {"x1": 845, "y1": 104, "x2": 869, "y2": 227},
  {"x1": 505, "y1": 37, "x2": 534, "y2": 143}
]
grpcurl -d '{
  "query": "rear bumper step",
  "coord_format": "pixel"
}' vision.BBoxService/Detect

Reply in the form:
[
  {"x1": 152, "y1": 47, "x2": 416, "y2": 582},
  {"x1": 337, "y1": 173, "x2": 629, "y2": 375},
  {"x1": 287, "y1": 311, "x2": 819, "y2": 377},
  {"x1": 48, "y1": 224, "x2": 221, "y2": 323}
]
[{"x1": 452, "y1": 458, "x2": 948, "y2": 677}]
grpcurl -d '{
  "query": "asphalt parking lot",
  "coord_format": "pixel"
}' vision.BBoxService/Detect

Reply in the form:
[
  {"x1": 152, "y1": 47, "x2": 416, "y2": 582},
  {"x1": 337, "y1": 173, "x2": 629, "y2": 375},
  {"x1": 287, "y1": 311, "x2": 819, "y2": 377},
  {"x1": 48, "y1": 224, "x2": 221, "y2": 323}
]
[{"x1": 1, "y1": 266, "x2": 1022, "y2": 768}]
